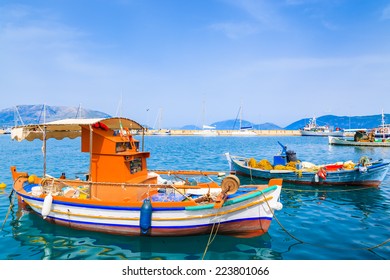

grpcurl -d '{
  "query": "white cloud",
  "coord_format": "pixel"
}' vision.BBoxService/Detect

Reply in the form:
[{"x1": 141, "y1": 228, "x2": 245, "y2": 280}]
[
  {"x1": 209, "y1": 21, "x2": 259, "y2": 39},
  {"x1": 210, "y1": 0, "x2": 286, "y2": 38},
  {"x1": 248, "y1": 55, "x2": 390, "y2": 72},
  {"x1": 381, "y1": 4, "x2": 390, "y2": 20},
  {"x1": 228, "y1": 0, "x2": 284, "y2": 29},
  {"x1": 0, "y1": 4, "x2": 124, "y2": 110}
]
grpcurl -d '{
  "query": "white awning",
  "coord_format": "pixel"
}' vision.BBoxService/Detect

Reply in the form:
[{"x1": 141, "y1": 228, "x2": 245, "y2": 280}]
[{"x1": 11, "y1": 117, "x2": 144, "y2": 142}]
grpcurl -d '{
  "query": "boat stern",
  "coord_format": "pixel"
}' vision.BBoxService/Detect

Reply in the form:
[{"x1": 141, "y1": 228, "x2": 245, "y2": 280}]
[
  {"x1": 10, "y1": 166, "x2": 28, "y2": 182},
  {"x1": 264, "y1": 178, "x2": 283, "y2": 212}
]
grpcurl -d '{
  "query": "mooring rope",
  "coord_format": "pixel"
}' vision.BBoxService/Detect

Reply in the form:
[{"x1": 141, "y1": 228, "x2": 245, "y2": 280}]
[
  {"x1": 201, "y1": 218, "x2": 222, "y2": 260},
  {"x1": 201, "y1": 203, "x2": 224, "y2": 260},
  {"x1": 0, "y1": 177, "x2": 20, "y2": 231}
]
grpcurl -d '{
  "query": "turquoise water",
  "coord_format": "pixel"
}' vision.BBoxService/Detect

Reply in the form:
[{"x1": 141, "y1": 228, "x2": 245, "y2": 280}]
[{"x1": 1, "y1": 134, "x2": 390, "y2": 260}]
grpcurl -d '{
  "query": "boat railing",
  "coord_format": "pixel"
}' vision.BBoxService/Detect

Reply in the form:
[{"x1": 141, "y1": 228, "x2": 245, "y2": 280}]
[{"x1": 42, "y1": 177, "x2": 218, "y2": 190}]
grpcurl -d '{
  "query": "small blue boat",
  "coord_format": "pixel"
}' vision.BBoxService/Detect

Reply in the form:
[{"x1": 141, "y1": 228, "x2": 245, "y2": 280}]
[{"x1": 225, "y1": 142, "x2": 390, "y2": 187}]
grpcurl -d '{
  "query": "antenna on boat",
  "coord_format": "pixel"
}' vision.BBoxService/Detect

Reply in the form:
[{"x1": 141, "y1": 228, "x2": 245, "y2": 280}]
[
  {"x1": 116, "y1": 93, "x2": 123, "y2": 117},
  {"x1": 42, "y1": 103, "x2": 47, "y2": 177},
  {"x1": 381, "y1": 109, "x2": 386, "y2": 139}
]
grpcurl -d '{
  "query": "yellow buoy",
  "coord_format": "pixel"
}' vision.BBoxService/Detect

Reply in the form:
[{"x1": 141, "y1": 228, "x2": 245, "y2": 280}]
[
  {"x1": 28, "y1": 174, "x2": 37, "y2": 184},
  {"x1": 0, "y1": 182, "x2": 6, "y2": 189}
]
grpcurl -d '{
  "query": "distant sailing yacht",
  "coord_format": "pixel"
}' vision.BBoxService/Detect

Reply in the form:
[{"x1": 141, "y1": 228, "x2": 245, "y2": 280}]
[
  {"x1": 193, "y1": 124, "x2": 218, "y2": 136},
  {"x1": 193, "y1": 101, "x2": 218, "y2": 136},
  {"x1": 231, "y1": 106, "x2": 256, "y2": 136},
  {"x1": 152, "y1": 108, "x2": 171, "y2": 136}
]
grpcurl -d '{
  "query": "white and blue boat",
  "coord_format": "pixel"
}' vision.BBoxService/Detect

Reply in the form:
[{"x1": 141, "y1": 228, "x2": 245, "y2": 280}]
[{"x1": 225, "y1": 142, "x2": 390, "y2": 187}]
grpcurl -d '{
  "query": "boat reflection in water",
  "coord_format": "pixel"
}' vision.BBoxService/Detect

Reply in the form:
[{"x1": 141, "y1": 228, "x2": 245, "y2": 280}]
[{"x1": 9, "y1": 207, "x2": 282, "y2": 260}]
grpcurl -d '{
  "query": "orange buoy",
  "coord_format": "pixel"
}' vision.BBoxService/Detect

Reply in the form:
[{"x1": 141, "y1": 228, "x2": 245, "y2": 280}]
[{"x1": 317, "y1": 168, "x2": 327, "y2": 180}]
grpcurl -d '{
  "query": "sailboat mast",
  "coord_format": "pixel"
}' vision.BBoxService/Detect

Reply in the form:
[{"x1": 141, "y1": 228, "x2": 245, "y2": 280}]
[
  {"x1": 201, "y1": 100, "x2": 206, "y2": 128},
  {"x1": 239, "y1": 106, "x2": 242, "y2": 130},
  {"x1": 14, "y1": 106, "x2": 25, "y2": 126},
  {"x1": 76, "y1": 103, "x2": 82, "y2": 118},
  {"x1": 159, "y1": 108, "x2": 163, "y2": 130}
]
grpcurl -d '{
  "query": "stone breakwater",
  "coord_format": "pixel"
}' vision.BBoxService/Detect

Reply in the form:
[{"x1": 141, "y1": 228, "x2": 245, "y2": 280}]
[{"x1": 146, "y1": 129, "x2": 301, "y2": 136}]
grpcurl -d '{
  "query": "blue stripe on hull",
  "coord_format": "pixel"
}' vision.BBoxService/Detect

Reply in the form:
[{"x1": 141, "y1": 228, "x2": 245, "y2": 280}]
[{"x1": 44, "y1": 214, "x2": 272, "y2": 230}]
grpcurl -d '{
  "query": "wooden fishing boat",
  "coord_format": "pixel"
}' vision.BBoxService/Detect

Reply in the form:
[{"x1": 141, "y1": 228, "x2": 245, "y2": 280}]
[
  {"x1": 328, "y1": 136, "x2": 390, "y2": 147},
  {"x1": 9, "y1": 117, "x2": 283, "y2": 237},
  {"x1": 225, "y1": 142, "x2": 390, "y2": 187},
  {"x1": 373, "y1": 110, "x2": 390, "y2": 138}
]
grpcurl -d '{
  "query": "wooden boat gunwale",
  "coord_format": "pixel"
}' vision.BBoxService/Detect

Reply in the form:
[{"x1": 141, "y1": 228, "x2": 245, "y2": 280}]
[{"x1": 328, "y1": 136, "x2": 390, "y2": 147}]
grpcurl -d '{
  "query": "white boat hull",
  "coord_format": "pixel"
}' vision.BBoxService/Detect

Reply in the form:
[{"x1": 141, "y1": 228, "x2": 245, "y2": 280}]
[{"x1": 16, "y1": 182, "x2": 282, "y2": 237}]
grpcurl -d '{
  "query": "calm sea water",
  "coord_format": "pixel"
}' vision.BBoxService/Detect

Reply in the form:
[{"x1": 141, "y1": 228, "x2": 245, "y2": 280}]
[{"x1": 1, "y1": 134, "x2": 390, "y2": 260}]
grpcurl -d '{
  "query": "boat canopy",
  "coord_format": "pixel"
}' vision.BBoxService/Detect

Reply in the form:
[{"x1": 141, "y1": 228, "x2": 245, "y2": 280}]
[{"x1": 11, "y1": 117, "x2": 144, "y2": 142}]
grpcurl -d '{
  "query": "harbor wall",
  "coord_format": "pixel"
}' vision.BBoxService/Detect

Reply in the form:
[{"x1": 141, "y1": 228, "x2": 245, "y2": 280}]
[{"x1": 146, "y1": 129, "x2": 301, "y2": 136}]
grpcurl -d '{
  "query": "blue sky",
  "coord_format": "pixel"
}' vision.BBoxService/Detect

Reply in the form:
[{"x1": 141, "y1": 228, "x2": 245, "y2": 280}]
[{"x1": 1, "y1": 0, "x2": 390, "y2": 128}]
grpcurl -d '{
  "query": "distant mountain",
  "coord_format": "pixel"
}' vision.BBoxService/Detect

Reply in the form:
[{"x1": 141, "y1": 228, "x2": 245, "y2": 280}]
[
  {"x1": 0, "y1": 105, "x2": 111, "y2": 127},
  {"x1": 181, "y1": 124, "x2": 200, "y2": 130},
  {"x1": 285, "y1": 114, "x2": 390, "y2": 130},
  {"x1": 181, "y1": 119, "x2": 283, "y2": 130},
  {"x1": 210, "y1": 119, "x2": 282, "y2": 130},
  {"x1": 181, "y1": 114, "x2": 389, "y2": 131},
  {"x1": 3, "y1": 106, "x2": 387, "y2": 131}
]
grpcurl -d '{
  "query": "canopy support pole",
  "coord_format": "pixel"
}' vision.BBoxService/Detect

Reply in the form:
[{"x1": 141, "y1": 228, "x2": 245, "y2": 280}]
[
  {"x1": 142, "y1": 128, "x2": 145, "y2": 152},
  {"x1": 43, "y1": 125, "x2": 47, "y2": 177},
  {"x1": 89, "y1": 125, "x2": 93, "y2": 181}
]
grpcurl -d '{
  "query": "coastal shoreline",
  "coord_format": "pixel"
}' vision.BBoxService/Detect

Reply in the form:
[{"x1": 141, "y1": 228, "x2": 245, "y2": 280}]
[{"x1": 146, "y1": 129, "x2": 301, "y2": 136}]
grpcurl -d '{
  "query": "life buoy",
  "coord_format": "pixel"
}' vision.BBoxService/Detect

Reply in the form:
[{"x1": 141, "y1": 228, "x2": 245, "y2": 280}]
[
  {"x1": 92, "y1": 122, "x2": 109, "y2": 131},
  {"x1": 99, "y1": 122, "x2": 109, "y2": 131},
  {"x1": 317, "y1": 168, "x2": 327, "y2": 180}
]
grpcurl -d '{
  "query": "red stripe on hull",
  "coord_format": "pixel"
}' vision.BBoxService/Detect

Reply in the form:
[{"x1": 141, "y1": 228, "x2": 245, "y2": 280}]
[
  {"x1": 234, "y1": 171, "x2": 381, "y2": 187},
  {"x1": 282, "y1": 179, "x2": 381, "y2": 187}
]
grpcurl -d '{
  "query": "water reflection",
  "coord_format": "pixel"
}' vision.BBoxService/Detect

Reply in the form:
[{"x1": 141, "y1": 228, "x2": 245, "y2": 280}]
[
  {"x1": 3, "y1": 136, "x2": 390, "y2": 260},
  {"x1": 9, "y1": 209, "x2": 282, "y2": 260}
]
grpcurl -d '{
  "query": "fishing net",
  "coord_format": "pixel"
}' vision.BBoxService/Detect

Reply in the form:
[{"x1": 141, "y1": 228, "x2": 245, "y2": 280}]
[
  {"x1": 248, "y1": 158, "x2": 257, "y2": 168},
  {"x1": 274, "y1": 165, "x2": 287, "y2": 170},
  {"x1": 257, "y1": 159, "x2": 273, "y2": 170},
  {"x1": 343, "y1": 161, "x2": 355, "y2": 169}
]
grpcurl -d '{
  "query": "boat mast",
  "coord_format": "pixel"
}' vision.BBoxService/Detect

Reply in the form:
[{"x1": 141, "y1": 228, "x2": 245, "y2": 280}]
[
  {"x1": 76, "y1": 103, "x2": 82, "y2": 118},
  {"x1": 14, "y1": 106, "x2": 25, "y2": 127},
  {"x1": 201, "y1": 100, "x2": 206, "y2": 128},
  {"x1": 239, "y1": 106, "x2": 242, "y2": 130},
  {"x1": 381, "y1": 109, "x2": 385, "y2": 139},
  {"x1": 151, "y1": 108, "x2": 164, "y2": 130}
]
